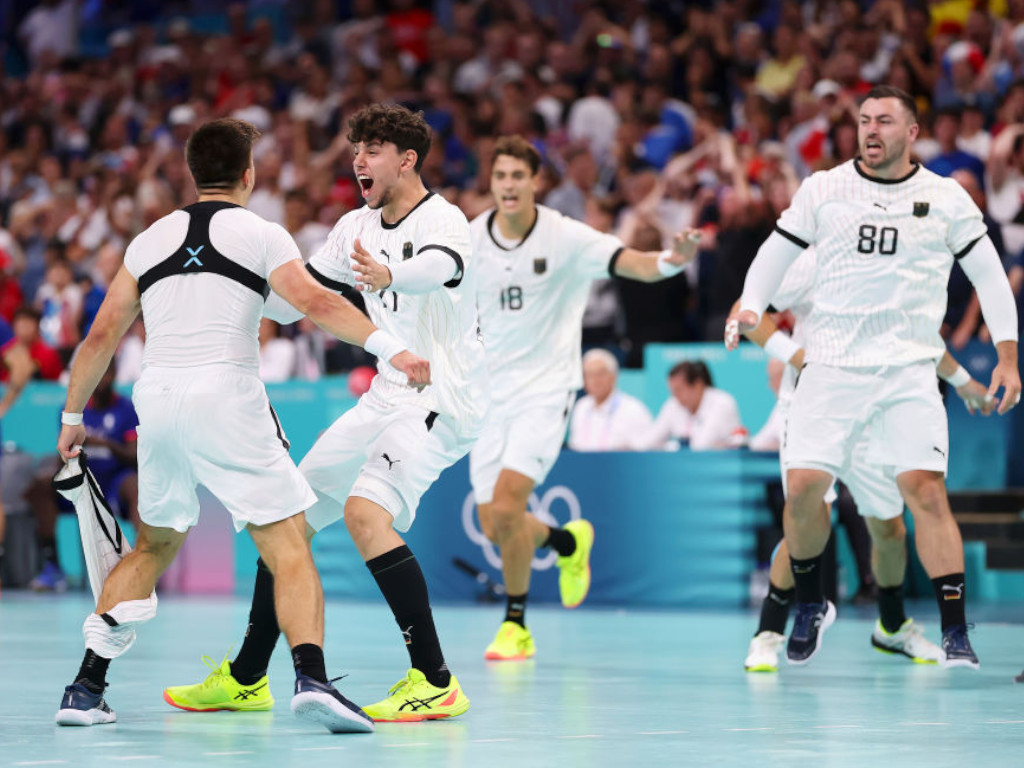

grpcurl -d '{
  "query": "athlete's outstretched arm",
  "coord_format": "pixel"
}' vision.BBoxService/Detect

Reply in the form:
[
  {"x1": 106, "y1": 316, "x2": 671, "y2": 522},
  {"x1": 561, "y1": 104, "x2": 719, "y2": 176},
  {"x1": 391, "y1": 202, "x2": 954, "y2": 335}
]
[
  {"x1": 611, "y1": 229, "x2": 702, "y2": 283},
  {"x1": 724, "y1": 298, "x2": 804, "y2": 366},
  {"x1": 269, "y1": 259, "x2": 430, "y2": 390},
  {"x1": 59, "y1": 267, "x2": 142, "y2": 458},
  {"x1": 732, "y1": 230, "x2": 806, "y2": 336}
]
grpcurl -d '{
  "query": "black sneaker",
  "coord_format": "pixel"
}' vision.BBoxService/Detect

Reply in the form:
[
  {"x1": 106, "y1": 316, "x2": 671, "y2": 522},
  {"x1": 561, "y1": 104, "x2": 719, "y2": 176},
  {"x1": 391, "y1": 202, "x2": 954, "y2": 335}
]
[
  {"x1": 787, "y1": 600, "x2": 836, "y2": 665},
  {"x1": 1014, "y1": 669, "x2": 1024, "y2": 683},
  {"x1": 55, "y1": 682, "x2": 117, "y2": 726},
  {"x1": 291, "y1": 675, "x2": 374, "y2": 733},
  {"x1": 941, "y1": 624, "x2": 979, "y2": 669}
]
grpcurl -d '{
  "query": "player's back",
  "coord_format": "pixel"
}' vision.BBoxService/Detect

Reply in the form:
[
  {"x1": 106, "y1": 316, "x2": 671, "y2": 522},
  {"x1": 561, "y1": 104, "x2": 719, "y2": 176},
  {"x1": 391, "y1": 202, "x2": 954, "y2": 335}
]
[{"x1": 124, "y1": 201, "x2": 299, "y2": 374}]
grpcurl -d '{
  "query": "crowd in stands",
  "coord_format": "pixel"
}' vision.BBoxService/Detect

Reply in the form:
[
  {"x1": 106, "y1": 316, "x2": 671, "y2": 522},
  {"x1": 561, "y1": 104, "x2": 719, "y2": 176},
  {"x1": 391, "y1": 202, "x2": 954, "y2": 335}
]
[{"x1": 3, "y1": 0, "x2": 1024, "y2": 386}]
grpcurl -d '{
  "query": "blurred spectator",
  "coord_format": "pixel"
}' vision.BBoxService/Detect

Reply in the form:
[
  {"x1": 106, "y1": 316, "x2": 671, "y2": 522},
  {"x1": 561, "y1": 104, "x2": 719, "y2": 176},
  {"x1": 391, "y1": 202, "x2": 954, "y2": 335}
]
[
  {"x1": 636, "y1": 360, "x2": 743, "y2": 451},
  {"x1": 924, "y1": 109, "x2": 985, "y2": 187},
  {"x1": 546, "y1": 144, "x2": 600, "y2": 222},
  {"x1": 568, "y1": 349, "x2": 653, "y2": 451},
  {"x1": 284, "y1": 189, "x2": 330, "y2": 261},
  {"x1": 34, "y1": 257, "x2": 81, "y2": 361},
  {"x1": 10, "y1": 306, "x2": 63, "y2": 381}
]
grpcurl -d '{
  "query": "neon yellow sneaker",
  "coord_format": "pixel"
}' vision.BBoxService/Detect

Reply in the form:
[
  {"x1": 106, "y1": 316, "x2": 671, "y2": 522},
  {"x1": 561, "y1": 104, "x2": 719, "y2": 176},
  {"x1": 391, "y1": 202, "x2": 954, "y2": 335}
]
[
  {"x1": 484, "y1": 621, "x2": 536, "y2": 661},
  {"x1": 163, "y1": 654, "x2": 274, "y2": 712},
  {"x1": 557, "y1": 519, "x2": 594, "y2": 608},
  {"x1": 362, "y1": 669, "x2": 469, "y2": 722}
]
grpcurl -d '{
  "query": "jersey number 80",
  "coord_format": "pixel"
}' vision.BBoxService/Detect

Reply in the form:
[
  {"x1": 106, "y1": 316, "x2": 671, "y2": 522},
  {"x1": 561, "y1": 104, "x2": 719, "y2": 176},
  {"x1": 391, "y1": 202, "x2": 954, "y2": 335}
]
[{"x1": 857, "y1": 224, "x2": 899, "y2": 255}]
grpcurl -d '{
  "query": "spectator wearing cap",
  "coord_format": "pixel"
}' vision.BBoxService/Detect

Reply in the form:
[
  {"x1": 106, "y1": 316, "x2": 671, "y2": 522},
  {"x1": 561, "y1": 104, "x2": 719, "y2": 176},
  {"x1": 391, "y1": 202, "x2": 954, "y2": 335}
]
[{"x1": 934, "y1": 40, "x2": 995, "y2": 116}]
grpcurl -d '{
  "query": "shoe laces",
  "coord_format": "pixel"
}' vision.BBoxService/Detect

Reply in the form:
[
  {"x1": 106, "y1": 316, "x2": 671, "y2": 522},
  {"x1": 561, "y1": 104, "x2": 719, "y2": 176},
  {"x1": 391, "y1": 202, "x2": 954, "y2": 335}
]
[
  {"x1": 791, "y1": 603, "x2": 823, "y2": 641},
  {"x1": 198, "y1": 650, "x2": 233, "y2": 687}
]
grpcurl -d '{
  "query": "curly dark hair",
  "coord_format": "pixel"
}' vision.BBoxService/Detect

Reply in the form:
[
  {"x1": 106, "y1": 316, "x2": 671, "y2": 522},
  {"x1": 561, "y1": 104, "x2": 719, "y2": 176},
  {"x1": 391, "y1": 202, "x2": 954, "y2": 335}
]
[
  {"x1": 185, "y1": 118, "x2": 261, "y2": 190},
  {"x1": 493, "y1": 134, "x2": 541, "y2": 175},
  {"x1": 347, "y1": 104, "x2": 431, "y2": 173}
]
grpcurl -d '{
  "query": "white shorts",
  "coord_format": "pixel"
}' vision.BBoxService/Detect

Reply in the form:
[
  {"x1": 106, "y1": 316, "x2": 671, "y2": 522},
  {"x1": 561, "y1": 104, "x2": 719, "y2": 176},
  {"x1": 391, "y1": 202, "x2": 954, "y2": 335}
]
[
  {"x1": 786, "y1": 361, "x2": 948, "y2": 478},
  {"x1": 469, "y1": 390, "x2": 575, "y2": 504},
  {"x1": 300, "y1": 397, "x2": 475, "y2": 533},
  {"x1": 780, "y1": 426, "x2": 903, "y2": 520},
  {"x1": 132, "y1": 367, "x2": 316, "y2": 533}
]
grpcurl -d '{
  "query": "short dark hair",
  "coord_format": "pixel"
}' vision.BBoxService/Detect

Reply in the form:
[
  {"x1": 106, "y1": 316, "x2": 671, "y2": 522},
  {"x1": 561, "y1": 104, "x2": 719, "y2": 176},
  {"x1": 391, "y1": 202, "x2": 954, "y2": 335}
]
[
  {"x1": 493, "y1": 134, "x2": 541, "y2": 175},
  {"x1": 185, "y1": 118, "x2": 261, "y2": 190},
  {"x1": 861, "y1": 85, "x2": 918, "y2": 122},
  {"x1": 347, "y1": 104, "x2": 431, "y2": 173},
  {"x1": 669, "y1": 360, "x2": 713, "y2": 386}
]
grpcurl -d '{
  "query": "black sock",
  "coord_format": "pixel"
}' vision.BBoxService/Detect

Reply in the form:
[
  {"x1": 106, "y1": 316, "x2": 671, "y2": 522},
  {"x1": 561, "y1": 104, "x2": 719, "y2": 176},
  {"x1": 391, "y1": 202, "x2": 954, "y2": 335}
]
[
  {"x1": 931, "y1": 572, "x2": 966, "y2": 631},
  {"x1": 75, "y1": 648, "x2": 110, "y2": 693},
  {"x1": 543, "y1": 526, "x2": 576, "y2": 557},
  {"x1": 504, "y1": 593, "x2": 528, "y2": 628},
  {"x1": 40, "y1": 536, "x2": 59, "y2": 567},
  {"x1": 367, "y1": 545, "x2": 450, "y2": 688},
  {"x1": 877, "y1": 585, "x2": 907, "y2": 634},
  {"x1": 790, "y1": 554, "x2": 825, "y2": 605},
  {"x1": 756, "y1": 583, "x2": 794, "y2": 635},
  {"x1": 232, "y1": 558, "x2": 280, "y2": 685},
  {"x1": 291, "y1": 643, "x2": 327, "y2": 684}
]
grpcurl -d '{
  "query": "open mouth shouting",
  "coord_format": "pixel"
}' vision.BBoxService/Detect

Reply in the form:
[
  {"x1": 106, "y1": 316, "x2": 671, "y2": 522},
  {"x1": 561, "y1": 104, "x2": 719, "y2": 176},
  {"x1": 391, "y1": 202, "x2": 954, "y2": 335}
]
[{"x1": 357, "y1": 174, "x2": 374, "y2": 197}]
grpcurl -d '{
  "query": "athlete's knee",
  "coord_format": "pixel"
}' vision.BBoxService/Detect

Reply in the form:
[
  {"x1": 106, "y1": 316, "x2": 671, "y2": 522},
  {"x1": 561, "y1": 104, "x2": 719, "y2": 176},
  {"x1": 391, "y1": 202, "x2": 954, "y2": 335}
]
[
  {"x1": 343, "y1": 498, "x2": 393, "y2": 549},
  {"x1": 786, "y1": 469, "x2": 832, "y2": 509},
  {"x1": 900, "y1": 473, "x2": 948, "y2": 516},
  {"x1": 488, "y1": 494, "x2": 528, "y2": 540},
  {"x1": 869, "y1": 516, "x2": 906, "y2": 545}
]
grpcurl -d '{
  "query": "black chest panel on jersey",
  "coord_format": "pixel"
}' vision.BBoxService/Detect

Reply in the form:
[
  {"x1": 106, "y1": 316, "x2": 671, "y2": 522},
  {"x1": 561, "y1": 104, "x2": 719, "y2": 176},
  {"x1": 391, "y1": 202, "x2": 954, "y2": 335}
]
[{"x1": 137, "y1": 201, "x2": 270, "y2": 299}]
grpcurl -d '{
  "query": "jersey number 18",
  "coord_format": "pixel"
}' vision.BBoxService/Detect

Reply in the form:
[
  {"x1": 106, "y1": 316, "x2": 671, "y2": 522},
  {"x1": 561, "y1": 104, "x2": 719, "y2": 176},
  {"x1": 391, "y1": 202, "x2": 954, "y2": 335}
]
[{"x1": 500, "y1": 286, "x2": 523, "y2": 311}]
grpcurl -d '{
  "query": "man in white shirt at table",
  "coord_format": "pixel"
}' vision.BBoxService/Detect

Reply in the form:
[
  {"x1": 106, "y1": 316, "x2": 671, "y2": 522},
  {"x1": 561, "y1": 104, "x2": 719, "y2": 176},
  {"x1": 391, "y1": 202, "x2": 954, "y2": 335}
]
[
  {"x1": 636, "y1": 360, "x2": 743, "y2": 450},
  {"x1": 568, "y1": 349, "x2": 653, "y2": 451}
]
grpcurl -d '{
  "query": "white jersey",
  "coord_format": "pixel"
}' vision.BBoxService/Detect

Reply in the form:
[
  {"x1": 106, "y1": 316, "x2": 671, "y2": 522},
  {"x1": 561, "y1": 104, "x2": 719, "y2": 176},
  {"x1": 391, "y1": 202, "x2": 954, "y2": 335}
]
[
  {"x1": 472, "y1": 205, "x2": 623, "y2": 404},
  {"x1": 308, "y1": 193, "x2": 489, "y2": 437},
  {"x1": 124, "y1": 201, "x2": 299, "y2": 373},
  {"x1": 775, "y1": 160, "x2": 987, "y2": 367}
]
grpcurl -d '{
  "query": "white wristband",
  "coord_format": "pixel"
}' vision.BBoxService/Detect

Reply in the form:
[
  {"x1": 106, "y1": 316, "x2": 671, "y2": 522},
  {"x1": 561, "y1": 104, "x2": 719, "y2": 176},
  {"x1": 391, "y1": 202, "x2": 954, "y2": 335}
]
[
  {"x1": 763, "y1": 331, "x2": 801, "y2": 364},
  {"x1": 61, "y1": 411, "x2": 84, "y2": 426},
  {"x1": 364, "y1": 329, "x2": 406, "y2": 362},
  {"x1": 656, "y1": 249, "x2": 686, "y2": 277},
  {"x1": 940, "y1": 365, "x2": 971, "y2": 388}
]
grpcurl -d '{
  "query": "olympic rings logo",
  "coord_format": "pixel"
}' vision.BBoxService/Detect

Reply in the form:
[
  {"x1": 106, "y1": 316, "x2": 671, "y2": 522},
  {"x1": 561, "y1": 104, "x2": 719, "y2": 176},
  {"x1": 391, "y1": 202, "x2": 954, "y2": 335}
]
[{"x1": 461, "y1": 485, "x2": 582, "y2": 571}]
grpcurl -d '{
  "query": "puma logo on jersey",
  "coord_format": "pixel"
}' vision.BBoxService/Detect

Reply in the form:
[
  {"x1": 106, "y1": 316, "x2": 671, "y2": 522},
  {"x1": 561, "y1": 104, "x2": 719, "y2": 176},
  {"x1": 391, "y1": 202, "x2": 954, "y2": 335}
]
[
  {"x1": 873, "y1": 202, "x2": 887, "y2": 211},
  {"x1": 382, "y1": 453, "x2": 400, "y2": 470},
  {"x1": 380, "y1": 248, "x2": 391, "y2": 262},
  {"x1": 933, "y1": 446, "x2": 946, "y2": 458}
]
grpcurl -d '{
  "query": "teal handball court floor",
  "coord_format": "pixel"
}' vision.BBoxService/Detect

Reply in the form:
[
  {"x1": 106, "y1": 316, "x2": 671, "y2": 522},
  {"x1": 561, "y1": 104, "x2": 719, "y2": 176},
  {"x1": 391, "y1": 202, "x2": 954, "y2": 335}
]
[{"x1": 1, "y1": 593, "x2": 1022, "y2": 767}]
